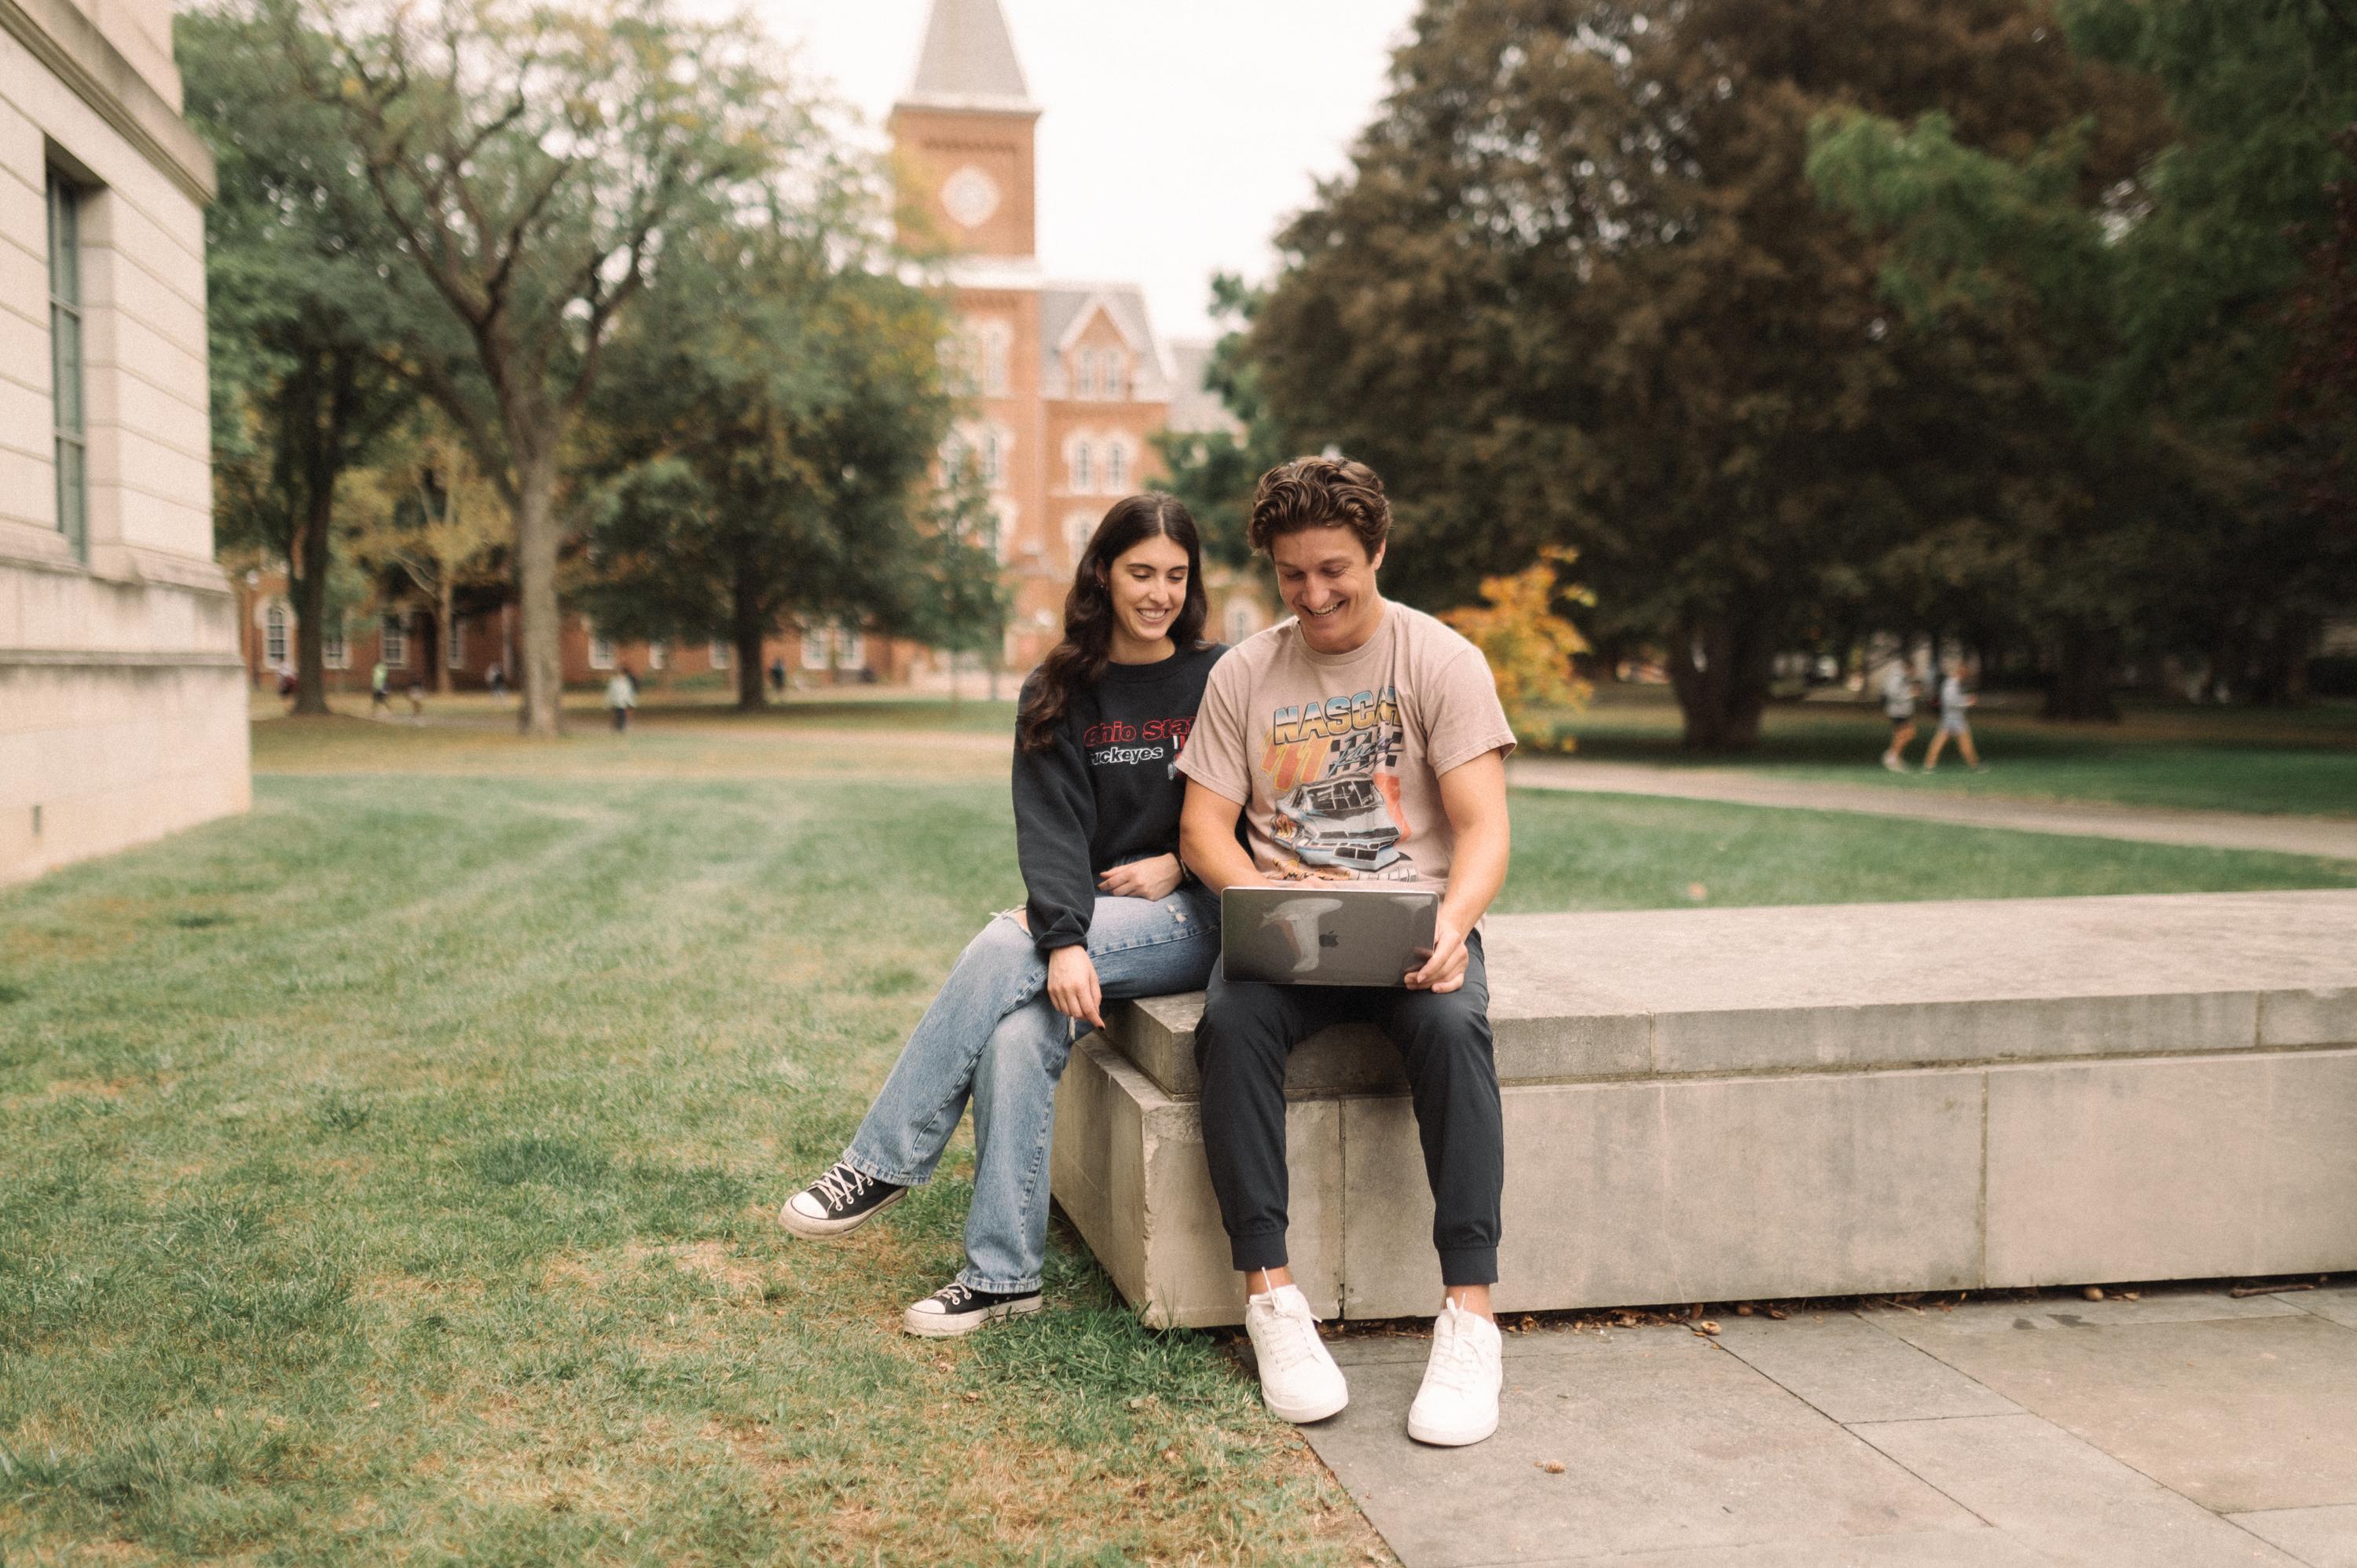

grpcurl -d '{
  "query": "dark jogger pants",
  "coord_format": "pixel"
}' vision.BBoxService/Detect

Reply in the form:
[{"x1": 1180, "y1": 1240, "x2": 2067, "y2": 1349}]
[{"x1": 1194, "y1": 930, "x2": 1503, "y2": 1284}]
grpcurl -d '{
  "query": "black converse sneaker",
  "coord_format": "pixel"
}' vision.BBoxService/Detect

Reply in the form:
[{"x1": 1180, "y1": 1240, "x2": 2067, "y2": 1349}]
[
  {"x1": 779, "y1": 1161, "x2": 906, "y2": 1238},
  {"x1": 902, "y1": 1280, "x2": 1043, "y2": 1339}
]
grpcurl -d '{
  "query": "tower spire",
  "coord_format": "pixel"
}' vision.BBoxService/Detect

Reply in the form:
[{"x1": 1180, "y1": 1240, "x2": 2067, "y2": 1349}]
[{"x1": 899, "y1": 0, "x2": 1036, "y2": 113}]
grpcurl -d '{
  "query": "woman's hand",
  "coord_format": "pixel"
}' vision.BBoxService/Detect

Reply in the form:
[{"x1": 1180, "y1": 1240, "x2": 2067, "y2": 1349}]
[
  {"x1": 1097, "y1": 853, "x2": 1183, "y2": 902},
  {"x1": 1046, "y1": 944, "x2": 1105, "y2": 1031}
]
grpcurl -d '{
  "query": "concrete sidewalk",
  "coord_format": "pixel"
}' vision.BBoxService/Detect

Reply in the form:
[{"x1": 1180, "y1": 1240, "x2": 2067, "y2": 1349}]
[
  {"x1": 1506, "y1": 758, "x2": 2357, "y2": 863},
  {"x1": 1296, "y1": 1280, "x2": 2357, "y2": 1566}
]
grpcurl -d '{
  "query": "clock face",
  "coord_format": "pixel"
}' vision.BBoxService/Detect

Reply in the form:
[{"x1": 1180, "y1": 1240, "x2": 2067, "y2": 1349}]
[{"x1": 941, "y1": 165, "x2": 1002, "y2": 229}]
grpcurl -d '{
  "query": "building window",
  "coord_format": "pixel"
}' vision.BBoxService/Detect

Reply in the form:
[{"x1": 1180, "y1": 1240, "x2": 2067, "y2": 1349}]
[
  {"x1": 380, "y1": 613, "x2": 408, "y2": 668},
  {"x1": 1105, "y1": 353, "x2": 1126, "y2": 400},
  {"x1": 1074, "y1": 350, "x2": 1095, "y2": 399},
  {"x1": 1224, "y1": 599, "x2": 1261, "y2": 646},
  {"x1": 322, "y1": 617, "x2": 349, "y2": 670},
  {"x1": 1072, "y1": 441, "x2": 1092, "y2": 493},
  {"x1": 647, "y1": 639, "x2": 667, "y2": 671},
  {"x1": 46, "y1": 170, "x2": 86, "y2": 557},
  {"x1": 446, "y1": 617, "x2": 466, "y2": 669},
  {"x1": 1066, "y1": 511, "x2": 1095, "y2": 567},
  {"x1": 801, "y1": 621, "x2": 864, "y2": 671},
  {"x1": 264, "y1": 603, "x2": 289, "y2": 665},
  {"x1": 981, "y1": 323, "x2": 1010, "y2": 396},
  {"x1": 982, "y1": 430, "x2": 1003, "y2": 487},
  {"x1": 986, "y1": 498, "x2": 1015, "y2": 564},
  {"x1": 709, "y1": 639, "x2": 732, "y2": 669},
  {"x1": 1105, "y1": 441, "x2": 1128, "y2": 493},
  {"x1": 588, "y1": 626, "x2": 614, "y2": 670}
]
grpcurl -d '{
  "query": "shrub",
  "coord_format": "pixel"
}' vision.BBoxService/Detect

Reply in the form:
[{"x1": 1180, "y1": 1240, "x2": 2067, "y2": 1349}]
[{"x1": 1440, "y1": 547, "x2": 1595, "y2": 751}]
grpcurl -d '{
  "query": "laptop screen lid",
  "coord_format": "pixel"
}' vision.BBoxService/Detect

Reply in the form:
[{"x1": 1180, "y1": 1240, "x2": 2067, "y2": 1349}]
[{"x1": 1219, "y1": 884, "x2": 1441, "y2": 987}]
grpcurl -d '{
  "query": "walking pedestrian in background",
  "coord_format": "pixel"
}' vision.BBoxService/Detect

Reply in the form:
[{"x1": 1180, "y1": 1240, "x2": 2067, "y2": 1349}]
[
  {"x1": 1923, "y1": 658, "x2": 1985, "y2": 772},
  {"x1": 1879, "y1": 657, "x2": 1919, "y2": 773},
  {"x1": 370, "y1": 660, "x2": 391, "y2": 716},
  {"x1": 607, "y1": 667, "x2": 637, "y2": 731}
]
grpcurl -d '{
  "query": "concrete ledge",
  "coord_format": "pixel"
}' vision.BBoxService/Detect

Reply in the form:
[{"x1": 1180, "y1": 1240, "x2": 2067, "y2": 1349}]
[{"x1": 1052, "y1": 892, "x2": 2357, "y2": 1328}]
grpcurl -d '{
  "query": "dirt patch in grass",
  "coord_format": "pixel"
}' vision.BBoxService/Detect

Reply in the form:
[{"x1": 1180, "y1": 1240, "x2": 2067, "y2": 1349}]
[{"x1": 638, "y1": 1240, "x2": 768, "y2": 1298}]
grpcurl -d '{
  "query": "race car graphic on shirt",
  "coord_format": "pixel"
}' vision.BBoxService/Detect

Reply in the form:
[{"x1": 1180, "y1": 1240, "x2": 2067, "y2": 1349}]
[{"x1": 1259, "y1": 685, "x2": 1417, "y2": 880}]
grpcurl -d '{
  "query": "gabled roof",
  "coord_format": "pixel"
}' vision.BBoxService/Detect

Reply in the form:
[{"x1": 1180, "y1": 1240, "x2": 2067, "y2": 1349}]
[
  {"x1": 1038, "y1": 284, "x2": 1171, "y2": 401},
  {"x1": 898, "y1": 0, "x2": 1036, "y2": 115}
]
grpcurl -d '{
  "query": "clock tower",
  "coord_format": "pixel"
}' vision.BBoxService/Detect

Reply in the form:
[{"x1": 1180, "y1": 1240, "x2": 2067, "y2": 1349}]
[
  {"x1": 887, "y1": 0, "x2": 1039, "y2": 261},
  {"x1": 888, "y1": 0, "x2": 1208, "y2": 674}
]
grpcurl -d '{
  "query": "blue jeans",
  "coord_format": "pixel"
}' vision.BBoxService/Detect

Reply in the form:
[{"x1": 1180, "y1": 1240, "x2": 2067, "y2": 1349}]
[{"x1": 841, "y1": 885, "x2": 1219, "y2": 1294}]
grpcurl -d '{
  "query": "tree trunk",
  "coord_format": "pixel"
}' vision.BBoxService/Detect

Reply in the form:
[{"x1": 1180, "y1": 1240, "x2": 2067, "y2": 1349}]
[
  {"x1": 1666, "y1": 612, "x2": 1777, "y2": 752},
  {"x1": 435, "y1": 575, "x2": 456, "y2": 695},
  {"x1": 735, "y1": 625, "x2": 766, "y2": 710},
  {"x1": 2043, "y1": 623, "x2": 2120, "y2": 721},
  {"x1": 290, "y1": 482, "x2": 335, "y2": 716},
  {"x1": 513, "y1": 447, "x2": 563, "y2": 737}
]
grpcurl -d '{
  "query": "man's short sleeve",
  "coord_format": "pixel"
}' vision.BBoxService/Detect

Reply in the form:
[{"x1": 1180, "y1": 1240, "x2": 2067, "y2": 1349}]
[
  {"x1": 1175, "y1": 653, "x2": 1253, "y2": 805},
  {"x1": 1425, "y1": 645, "x2": 1519, "y2": 778}
]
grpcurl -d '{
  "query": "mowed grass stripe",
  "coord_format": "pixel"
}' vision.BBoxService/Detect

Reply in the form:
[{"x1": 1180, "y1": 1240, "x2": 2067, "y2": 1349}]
[{"x1": 2, "y1": 771, "x2": 1377, "y2": 1563}]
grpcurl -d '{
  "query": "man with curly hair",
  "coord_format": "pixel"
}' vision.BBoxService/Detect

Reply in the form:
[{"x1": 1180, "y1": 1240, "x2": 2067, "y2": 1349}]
[{"x1": 1178, "y1": 456, "x2": 1516, "y2": 1447}]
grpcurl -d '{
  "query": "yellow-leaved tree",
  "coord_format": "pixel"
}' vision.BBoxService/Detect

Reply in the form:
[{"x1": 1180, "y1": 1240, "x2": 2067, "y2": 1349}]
[{"x1": 1440, "y1": 547, "x2": 1594, "y2": 753}]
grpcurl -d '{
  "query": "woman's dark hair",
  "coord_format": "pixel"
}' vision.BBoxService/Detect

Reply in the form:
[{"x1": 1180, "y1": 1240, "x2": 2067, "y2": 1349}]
[{"x1": 1017, "y1": 492, "x2": 1208, "y2": 753}]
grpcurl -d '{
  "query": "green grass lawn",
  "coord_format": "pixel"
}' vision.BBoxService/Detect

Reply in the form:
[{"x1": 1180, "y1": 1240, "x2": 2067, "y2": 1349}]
[
  {"x1": 5, "y1": 713, "x2": 2352, "y2": 1563},
  {"x1": 1538, "y1": 687, "x2": 2357, "y2": 818}
]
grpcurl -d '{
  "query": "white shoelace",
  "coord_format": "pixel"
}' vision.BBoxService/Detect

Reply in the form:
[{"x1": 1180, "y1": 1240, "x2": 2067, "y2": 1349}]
[
  {"x1": 812, "y1": 1163, "x2": 872, "y2": 1211},
  {"x1": 1256, "y1": 1295, "x2": 1329, "y2": 1374},
  {"x1": 1424, "y1": 1311, "x2": 1492, "y2": 1395}
]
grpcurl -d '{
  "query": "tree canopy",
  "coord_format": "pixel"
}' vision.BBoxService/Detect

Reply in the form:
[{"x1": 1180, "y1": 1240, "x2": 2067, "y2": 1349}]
[
  {"x1": 1244, "y1": 0, "x2": 2170, "y2": 746},
  {"x1": 263, "y1": 0, "x2": 809, "y2": 733},
  {"x1": 577, "y1": 198, "x2": 997, "y2": 708}
]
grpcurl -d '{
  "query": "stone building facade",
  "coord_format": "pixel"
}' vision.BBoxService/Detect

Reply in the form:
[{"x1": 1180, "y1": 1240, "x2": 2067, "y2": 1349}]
[{"x1": 2, "y1": 0, "x2": 246, "y2": 882}]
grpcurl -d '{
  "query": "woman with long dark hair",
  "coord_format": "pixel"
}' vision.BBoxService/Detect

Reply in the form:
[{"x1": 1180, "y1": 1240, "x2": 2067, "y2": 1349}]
[{"x1": 781, "y1": 493, "x2": 1226, "y2": 1335}]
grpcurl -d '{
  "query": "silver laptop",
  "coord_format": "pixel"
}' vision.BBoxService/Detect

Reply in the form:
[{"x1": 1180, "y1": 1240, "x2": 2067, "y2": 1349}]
[{"x1": 1220, "y1": 884, "x2": 1441, "y2": 987}]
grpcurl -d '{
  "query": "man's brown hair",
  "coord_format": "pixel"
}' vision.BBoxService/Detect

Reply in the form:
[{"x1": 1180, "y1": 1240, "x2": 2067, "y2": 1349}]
[{"x1": 1247, "y1": 456, "x2": 1391, "y2": 559}]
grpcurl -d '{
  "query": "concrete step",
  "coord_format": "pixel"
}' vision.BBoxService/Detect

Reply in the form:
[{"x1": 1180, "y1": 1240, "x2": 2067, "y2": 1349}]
[{"x1": 1052, "y1": 891, "x2": 2357, "y2": 1328}]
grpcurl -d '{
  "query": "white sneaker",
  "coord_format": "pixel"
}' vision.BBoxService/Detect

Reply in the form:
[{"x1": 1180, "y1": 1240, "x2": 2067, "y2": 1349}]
[
  {"x1": 1407, "y1": 1300, "x2": 1502, "y2": 1446},
  {"x1": 1244, "y1": 1284, "x2": 1349, "y2": 1423}
]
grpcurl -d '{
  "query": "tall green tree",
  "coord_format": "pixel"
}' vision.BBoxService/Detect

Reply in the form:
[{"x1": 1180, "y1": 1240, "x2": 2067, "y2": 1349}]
[
  {"x1": 1244, "y1": 0, "x2": 2157, "y2": 747},
  {"x1": 1811, "y1": 0, "x2": 2357, "y2": 707},
  {"x1": 578, "y1": 200, "x2": 990, "y2": 709},
  {"x1": 183, "y1": 6, "x2": 414, "y2": 715},
  {"x1": 269, "y1": 0, "x2": 802, "y2": 735}
]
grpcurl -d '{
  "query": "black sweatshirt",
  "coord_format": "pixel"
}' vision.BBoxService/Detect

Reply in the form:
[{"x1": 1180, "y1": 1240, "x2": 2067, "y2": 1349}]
[{"x1": 1012, "y1": 643, "x2": 1226, "y2": 954}]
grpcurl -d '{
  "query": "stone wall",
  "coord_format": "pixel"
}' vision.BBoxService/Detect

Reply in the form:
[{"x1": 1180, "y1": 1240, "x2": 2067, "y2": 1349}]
[
  {"x1": 2, "y1": 0, "x2": 248, "y2": 883},
  {"x1": 1053, "y1": 891, "x2": 2357, "y2": 1328}
]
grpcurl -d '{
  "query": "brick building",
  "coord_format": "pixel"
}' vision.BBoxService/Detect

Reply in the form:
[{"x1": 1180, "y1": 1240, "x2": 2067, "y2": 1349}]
[
  {"x1": 233, "y1": 570, "x2": 907, "y2": 695},
  {"x1": 891, "y1": 0, "x2": 1274, "y2": 669}
]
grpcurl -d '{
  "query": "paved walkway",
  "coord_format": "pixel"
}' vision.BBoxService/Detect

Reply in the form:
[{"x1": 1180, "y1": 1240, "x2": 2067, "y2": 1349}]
[
  {"x1": 1508, "y1": 757, "x2": 2357, "y2": 863},
  {"x1": 1299, "y1": 1280, "x2": 2357, "y2": 1566}
]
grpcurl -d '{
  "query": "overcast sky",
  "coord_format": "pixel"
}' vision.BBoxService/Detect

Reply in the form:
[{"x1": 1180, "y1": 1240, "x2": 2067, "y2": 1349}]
[{"x1": 750, "y1": 0, "x2": 1423, "y2": 345}]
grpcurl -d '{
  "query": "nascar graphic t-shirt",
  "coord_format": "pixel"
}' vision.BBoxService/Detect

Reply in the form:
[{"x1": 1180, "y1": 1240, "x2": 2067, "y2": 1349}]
[
  {"x1": 1178, "y1": 603, "x2": 1515, "y2": 891},
  {"x1": 1011, "y1": 642, "x2": 1226, "y2": 954}
]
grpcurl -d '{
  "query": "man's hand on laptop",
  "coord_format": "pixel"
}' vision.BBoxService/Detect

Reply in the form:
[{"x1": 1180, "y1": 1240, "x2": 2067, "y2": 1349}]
[
  {"x1": 1098, "y1": 854, "x2": 1182, "y2": 901},
  {"x1": 1047, "y1": 945, "x2": 1106, "y2": 1030},
  {"x1": 1405, "y1": 915, "x2": 1472, "y2": 993}
]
